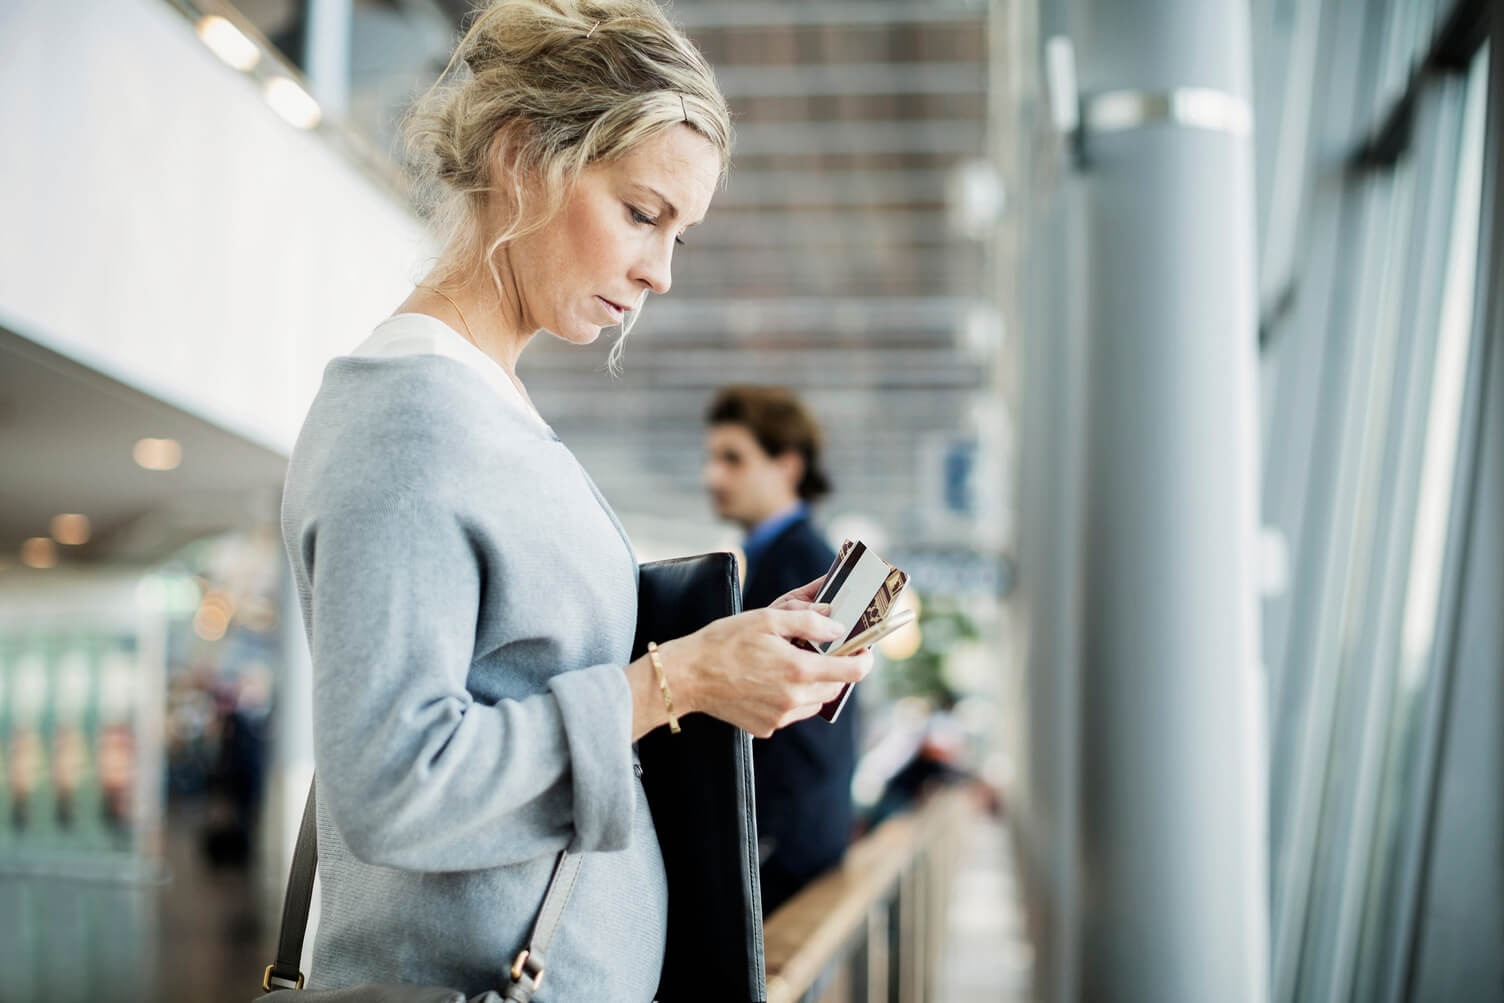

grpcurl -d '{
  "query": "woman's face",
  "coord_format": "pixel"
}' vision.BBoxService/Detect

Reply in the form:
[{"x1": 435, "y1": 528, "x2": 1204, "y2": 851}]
[{"x1": 505, "y1": 124, "x2": 721, "y2": 346}]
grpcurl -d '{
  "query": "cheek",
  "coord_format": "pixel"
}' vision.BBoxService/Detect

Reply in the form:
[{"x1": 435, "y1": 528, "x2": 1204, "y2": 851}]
[{"x1": 565, "y1": 203, "x2": 631, "y2": 274}]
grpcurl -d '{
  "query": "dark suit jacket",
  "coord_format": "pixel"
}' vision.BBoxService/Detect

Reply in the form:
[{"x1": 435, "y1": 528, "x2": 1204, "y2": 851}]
[{"x1": 742, "y1": 515, "x2": 858, "y2": 914}]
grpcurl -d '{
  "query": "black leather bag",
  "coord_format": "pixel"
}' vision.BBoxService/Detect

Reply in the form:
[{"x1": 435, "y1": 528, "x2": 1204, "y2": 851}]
[{"x1": 634, "y1": 553, "x2": 767, "y2": 1003}]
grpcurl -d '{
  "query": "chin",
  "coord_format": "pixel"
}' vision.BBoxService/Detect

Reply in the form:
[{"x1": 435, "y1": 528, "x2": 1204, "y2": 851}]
[{"x1": 546, "y1": 323, "x2": 605, "y2": 347}]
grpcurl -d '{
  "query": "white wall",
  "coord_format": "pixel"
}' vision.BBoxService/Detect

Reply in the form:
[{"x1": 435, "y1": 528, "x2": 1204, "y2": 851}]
[{"x1": 0, "y1": 0, "x2": 433, "y2": 454}]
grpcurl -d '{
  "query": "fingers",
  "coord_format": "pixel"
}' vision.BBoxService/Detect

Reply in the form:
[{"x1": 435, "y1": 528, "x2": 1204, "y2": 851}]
[
  {"x1": 764, "y1": 607, "x2": 847, "y2": 645},
  {"x1": 777, "y1": 688, "x2": 845, "y2": 728},
  {"x1": 793, "y1": 648, "x2": 873, "y2": 684},
  {"x1": 793, "y1": 678, "x2": 846, "y2": 708},
  {"x1": 751, "y1": 659, "x2": 861, "y2": 733},
  {"x1": 770, "y1": 576, "x2": 826, "y2": 609},
  {"x1": 790, "y1": 575, "x2": 826, "y2": 601},
  {"x1": 770, "y1": 598, "x2": 833, "y2": 618},
  {"x1": 738, "y1": 663, "x2": 867, "y2": 735},
  {"x1": 701, "y1": 608, "x2": 874, "y2": 737}
]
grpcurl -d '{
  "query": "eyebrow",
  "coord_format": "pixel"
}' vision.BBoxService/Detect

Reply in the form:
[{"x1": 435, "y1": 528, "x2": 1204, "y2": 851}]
[{"x1": 637, "y1": 185, "x2": 704, "y2": 228}]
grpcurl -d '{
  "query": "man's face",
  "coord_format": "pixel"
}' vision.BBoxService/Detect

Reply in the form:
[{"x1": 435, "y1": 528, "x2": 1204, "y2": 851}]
[{"x1": 704, "y1": 423, "x2": 800, "y2": 529}]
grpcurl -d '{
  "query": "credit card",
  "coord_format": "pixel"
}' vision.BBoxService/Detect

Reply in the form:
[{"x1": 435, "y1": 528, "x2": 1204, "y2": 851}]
[{"x1": 800, "y1": 539, "x2": 910, "y2": 722}]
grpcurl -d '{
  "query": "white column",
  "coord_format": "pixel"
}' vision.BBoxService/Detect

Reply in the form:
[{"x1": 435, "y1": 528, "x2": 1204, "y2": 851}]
[
  {"x1": 1070, "y1": 0, "x2": 1267, "y2": 998},
  {"x1": 304, "y1": 0, "x2": 352, "y2": 118}
]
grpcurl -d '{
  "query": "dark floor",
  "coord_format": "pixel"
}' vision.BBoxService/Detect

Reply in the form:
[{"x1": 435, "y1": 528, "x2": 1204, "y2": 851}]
[
  {"x1": 0, "y1": 797, "x2": 273, "y2": 1003},
  {"x1": 157, "y1": 797, "x2": 276, "y2": 1003}
]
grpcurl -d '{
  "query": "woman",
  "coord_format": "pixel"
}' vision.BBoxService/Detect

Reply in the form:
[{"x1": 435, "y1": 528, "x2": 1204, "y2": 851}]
[{"x1": 279, "y1": 0, "x2": 872, "y2": 998}]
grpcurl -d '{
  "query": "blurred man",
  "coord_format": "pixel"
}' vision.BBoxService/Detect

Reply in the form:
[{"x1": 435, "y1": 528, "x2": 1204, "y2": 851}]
[{"x1": 704, "y1": 385, "x2": 857, "y2": 914}]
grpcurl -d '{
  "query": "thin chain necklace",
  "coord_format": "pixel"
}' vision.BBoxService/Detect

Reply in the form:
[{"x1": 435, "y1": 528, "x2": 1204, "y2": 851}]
[{"x1": 419, "y1": 284, "x2": 545, "y2": 424}]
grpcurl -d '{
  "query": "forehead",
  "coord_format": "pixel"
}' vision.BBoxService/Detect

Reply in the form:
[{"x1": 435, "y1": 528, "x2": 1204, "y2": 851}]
[
  {"x1": 597, "y1": 125, "x2": 721, "y2": 221},
  {"x1": 708, "y1": 423, "x2": 765, "y2": 454}
]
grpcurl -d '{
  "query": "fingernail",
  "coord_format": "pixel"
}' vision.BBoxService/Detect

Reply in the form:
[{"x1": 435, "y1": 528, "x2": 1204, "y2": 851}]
[
  {"x1": 829, "y1": 622, "x2": 847, "y2": 636},
  {"x1": 816, "y1": 603, "x2": 833, "y2": 615}
]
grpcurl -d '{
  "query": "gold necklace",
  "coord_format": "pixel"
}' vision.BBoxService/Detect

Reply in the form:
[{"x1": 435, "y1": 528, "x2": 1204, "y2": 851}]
[{"x1": 419, "y1": 284, "x2": 544, "y2": 423}]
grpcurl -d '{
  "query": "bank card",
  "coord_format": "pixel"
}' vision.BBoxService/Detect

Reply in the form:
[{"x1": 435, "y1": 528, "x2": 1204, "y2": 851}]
[{"x1": 802, "y1": 539, "x2": 910, "y2": 722}]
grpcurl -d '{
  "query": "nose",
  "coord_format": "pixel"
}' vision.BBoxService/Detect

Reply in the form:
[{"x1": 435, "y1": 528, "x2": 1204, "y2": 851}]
[{"x1": 632, "y1": 238, "x2": 674, "y2": 296}]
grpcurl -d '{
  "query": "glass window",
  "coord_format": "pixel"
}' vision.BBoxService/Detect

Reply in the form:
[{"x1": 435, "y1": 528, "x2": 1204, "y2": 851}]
[
  {"x1": 1351, "y1": 41, "x2": 1490, "y2": 1001},
  {"x1": 1269, "y1": 21, "x2": 1494, "y2": 1003},
  {"x1": 1288, "y1": 151, "x2": 1416, "y2": 1001}
]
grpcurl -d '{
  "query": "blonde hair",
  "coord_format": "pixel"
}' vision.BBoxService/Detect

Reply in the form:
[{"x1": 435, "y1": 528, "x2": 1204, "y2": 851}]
[{"x1": 403, "y1": 0, "x2": 732, "y2": 369}]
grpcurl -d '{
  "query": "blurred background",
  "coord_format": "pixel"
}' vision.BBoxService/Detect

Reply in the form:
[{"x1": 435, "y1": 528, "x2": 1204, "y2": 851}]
[{"x1": 1, "y1": 0, "x2": 1501, "y2": 1001}]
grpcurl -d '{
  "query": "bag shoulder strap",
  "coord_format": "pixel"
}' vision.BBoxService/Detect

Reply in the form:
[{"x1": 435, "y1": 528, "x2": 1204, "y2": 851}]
[
  {"x1": 504, "y1": 849, "x2": 584, "y2": 1001},
  {"x1": 262, "y1": 777, "x2": 583, "y2": 1000},
  {"x1": 263, "y1": 779, "x2": 319, "y2": 991}
]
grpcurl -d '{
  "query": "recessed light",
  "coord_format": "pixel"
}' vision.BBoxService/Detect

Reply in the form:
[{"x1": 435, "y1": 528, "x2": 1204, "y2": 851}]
[
  {"x1": 196, "y1": 15, "x2": 261, "y2": 72},
  {"x1": 194, "y1": 602, "x2": 231, "y2": 642},
  {"x1": 263, "y1": 76, "x2": 322, "y2": 130},
  {"x1": 21, "y1": 537, "x2": 56, "y2": 569},
  {"x1": 51, "y1": 513, "x2": 91, "y2": 546},
  {"x1": 201, "y1": 588, "x2": 236, "y2": 618},
  {"x1": 133, "y1": 437, "x2": 182, "y2": 471}
]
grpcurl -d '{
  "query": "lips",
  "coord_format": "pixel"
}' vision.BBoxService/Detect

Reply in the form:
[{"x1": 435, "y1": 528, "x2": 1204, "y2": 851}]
[{"x1": 596, "y1": 296, "x2": 628, "y2": 323}]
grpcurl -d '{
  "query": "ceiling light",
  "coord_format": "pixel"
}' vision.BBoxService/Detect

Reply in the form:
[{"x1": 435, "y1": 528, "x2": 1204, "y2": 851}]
[
  {"x1": 201, "y1": 588, "x2": 236, "y2": 618},
  {"x1": 263, "y1": 76, "x2": 322, "y2": 130},
  {"x1": 51, "y1": 513, "x2": 91, "y2": 546},
  {"x1": 196, "y1": 15, "x2": 260, "y2": 72},
  {"x1": 194, "y1": 602, "x2": 231, "y2": 642},
  {"x1": 21, "y1": 537, "x2": 56, "y2": 569},
  {"x1": 133, "y1": 437, "x2": 182, "y2": 471}
]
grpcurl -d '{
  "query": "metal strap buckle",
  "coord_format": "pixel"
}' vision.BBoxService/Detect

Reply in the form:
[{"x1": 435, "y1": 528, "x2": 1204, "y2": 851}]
[
  {"x1": 263, "y1": 964, "x2": 306, "y2": 992},
  {"x1": 510, "y1": 949, "x2": 545, "y2": 989}
]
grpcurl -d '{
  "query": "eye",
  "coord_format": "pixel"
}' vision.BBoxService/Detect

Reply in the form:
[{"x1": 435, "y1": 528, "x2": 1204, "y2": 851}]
[{"x1": 629, "y1": 204, "x2": 688, "y2": 247}]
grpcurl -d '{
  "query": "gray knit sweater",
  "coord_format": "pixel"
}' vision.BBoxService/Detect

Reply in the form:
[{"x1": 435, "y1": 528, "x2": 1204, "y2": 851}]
[{"x1": 281, "y1": 352, "x2": 666, "y2": 1000}]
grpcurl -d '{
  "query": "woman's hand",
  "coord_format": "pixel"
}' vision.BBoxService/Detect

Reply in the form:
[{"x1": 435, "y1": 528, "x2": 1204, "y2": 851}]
[
  {"x1": 641, "y1": 606, "x2": 873, "y2": 739},
  {"x1": 766, "y1": 575, "x2": 828, "y2": 614}
]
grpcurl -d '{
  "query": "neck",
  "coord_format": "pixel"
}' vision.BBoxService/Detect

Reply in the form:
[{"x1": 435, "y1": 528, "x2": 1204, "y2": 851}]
[
  {"x1": 411, "y1": 257, "x2": 534, "y2": 376},
  {"x1": 743, "y1": 497, "x2": 802, "y2": 533}
]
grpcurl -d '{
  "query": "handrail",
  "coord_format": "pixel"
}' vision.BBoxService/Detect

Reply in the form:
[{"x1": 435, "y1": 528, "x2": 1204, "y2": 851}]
[{"x1": 763, "y1": 785, "x2": 979, "y2": 1003}]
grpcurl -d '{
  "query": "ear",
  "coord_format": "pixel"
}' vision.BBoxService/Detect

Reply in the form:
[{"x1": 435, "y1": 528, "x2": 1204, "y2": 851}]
[
  {"x1": 485, "y1": 123, "x2": 544, "y2": 224},
  {"x1": 773, "y1": 449, "x2": 805, "y2": 494},
  {"x1": 486, "y1": 122, "x2": 527, "y2": 183}
]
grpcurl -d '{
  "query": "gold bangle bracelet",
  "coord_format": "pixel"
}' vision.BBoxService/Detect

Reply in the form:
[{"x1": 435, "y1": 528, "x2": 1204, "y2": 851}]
[{"x1": 646, "y1": 641, "x2": 681, "y2": 734}]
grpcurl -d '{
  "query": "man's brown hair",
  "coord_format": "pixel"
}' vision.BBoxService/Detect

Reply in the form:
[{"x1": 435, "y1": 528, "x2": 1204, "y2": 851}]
[{"x1": 706, "y1": 385, "x2": 833, "y2": 502}]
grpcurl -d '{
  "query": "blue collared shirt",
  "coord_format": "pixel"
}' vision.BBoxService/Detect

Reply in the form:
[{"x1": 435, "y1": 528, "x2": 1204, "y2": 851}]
[{"x1": 742, "y1": 501, "x2": 808, "y2": 581}]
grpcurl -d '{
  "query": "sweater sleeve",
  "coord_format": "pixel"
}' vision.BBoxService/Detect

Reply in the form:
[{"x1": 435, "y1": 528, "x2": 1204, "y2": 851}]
[{"x1": 298, "y1": 487, "x2": 638, "y2": 871}]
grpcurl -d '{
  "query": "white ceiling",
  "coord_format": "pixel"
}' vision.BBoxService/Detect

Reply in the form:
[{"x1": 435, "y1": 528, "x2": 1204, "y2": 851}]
[
  {"x1": 2, "y1": 0, "x2": 1004, "y2": 573},
  {"x1": 0, "y1": 325, "x2": 289, "y2": 568}
]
